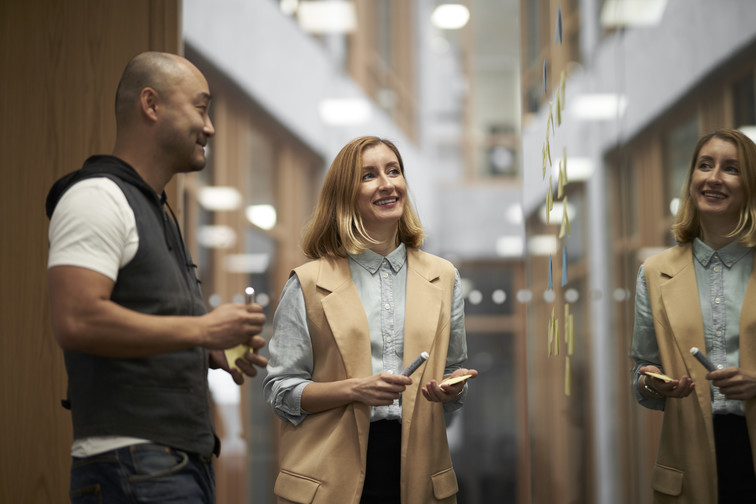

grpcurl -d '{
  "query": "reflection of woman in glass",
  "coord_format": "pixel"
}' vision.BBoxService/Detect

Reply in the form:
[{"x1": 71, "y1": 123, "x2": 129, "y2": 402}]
[
  {"x1": 263, "y1": 136, "x2": 477, "y2": 503},
  {"x1": 631, "y1": 129, "x2": 756, "y2": 502}
]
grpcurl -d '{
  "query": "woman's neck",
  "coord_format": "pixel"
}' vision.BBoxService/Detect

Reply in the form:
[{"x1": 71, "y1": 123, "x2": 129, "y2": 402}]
[
  {"x1": 699, "y1": 220, "x2": 738, "y2": 250},
  {"x1": 366, "y1": 227, "x2": 399, "y2": 256}
]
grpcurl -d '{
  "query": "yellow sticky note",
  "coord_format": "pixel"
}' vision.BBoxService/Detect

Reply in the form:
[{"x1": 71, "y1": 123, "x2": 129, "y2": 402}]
[
  {"x1": 548, "y1": 315, "x2": 553, "y2": 357},
  {"x1": 565, "y1": 356, "x2": 571, "y2": 396},
  {"x1": 563, "y1": 146, "x2": 567, "y2": 181},
  {"x1": 568, "y1": 313, "x2": 574, "y2": 355},
  {"x1": 556, "y1": 93, "x2": 562, "y2": 126},
  {"x1": 225, "y1": 344, "x2": 249, "y2": 373},
  {"x1": 542, "y1": 145, "x2": 547, "y2": 179},
  {"x1": 564, "y1": 303, "x2": 570, "y2": 343},
  {"x1": 557, "y1": 160, "x2": 564, "y2": 199},
  {"x1": 554, "y1": 317, "x2": 560, "y2": 356}
]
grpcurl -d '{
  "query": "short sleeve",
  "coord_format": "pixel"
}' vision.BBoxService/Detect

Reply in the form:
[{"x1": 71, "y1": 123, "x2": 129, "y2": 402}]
[{"x1": 47, "y1": 178, "x2": 138, "y2": 281}]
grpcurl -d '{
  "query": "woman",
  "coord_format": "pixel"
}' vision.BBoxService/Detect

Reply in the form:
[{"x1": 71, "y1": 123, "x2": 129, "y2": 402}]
[
  {"x1": 263, "y1": 136, "x2": 476, "y2": 504},
  {"x1": 631, "y1": 129, "x2": 756, "y2": 503}
]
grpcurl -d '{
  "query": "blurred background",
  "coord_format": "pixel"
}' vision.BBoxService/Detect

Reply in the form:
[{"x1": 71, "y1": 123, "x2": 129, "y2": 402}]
[{"x1": 2, "y1": 0, "x2": 756, "y2": 502}]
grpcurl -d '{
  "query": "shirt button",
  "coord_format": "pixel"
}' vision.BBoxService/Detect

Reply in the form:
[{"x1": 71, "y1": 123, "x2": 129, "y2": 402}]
[
  {"x1": 715, "y1": 298, "x2": 721, "y2": 304},
  {"x1": 713, "y1": 266, "x2": 719, "y2": 272},
  {"x1": 387, "y1": 337, "x2": 392, "y2": 343},
  {"x1": 716, "y1": 330, "x2": 722, "y2": 337},
  {"x1": 382, "y1": 272, "x2": 388, "y2": 279},
  {"x1": 385, "y1": 304, "x2": 391, "y2": 310}
]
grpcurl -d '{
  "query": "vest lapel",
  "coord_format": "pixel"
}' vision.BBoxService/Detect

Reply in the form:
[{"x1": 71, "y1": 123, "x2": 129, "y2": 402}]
[
  {"x1": 658, "y1": 247, "x2": 706, "y2": 377},
  {"x1": 739, "y1": 254, "x2": 756, "y2": 464},
  {"x1": 317, "y1": 258, "x2": 373, "y2": 379},
  {"x1": 402, "y1": 250, "x2": 443, "y2": 417}
]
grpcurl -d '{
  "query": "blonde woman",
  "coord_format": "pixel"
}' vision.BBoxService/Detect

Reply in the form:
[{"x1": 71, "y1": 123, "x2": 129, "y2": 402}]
[
  {"x1": 264, "y1": 136, "x2": 477, "y2": 504},
  {"x1": 631, "y1": 129, "x2": 756, "y2": 503}
]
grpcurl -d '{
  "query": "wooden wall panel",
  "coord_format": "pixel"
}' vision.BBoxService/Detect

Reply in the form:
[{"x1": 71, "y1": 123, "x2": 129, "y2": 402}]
[{"x1": 0, "y1": 1, "x2": 179, "y2": 502}]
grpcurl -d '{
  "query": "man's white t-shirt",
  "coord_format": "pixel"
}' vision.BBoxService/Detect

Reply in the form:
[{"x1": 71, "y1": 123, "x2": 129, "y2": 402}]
[{"x1": 48, "y1": 177, "x2": 150, "y2": 457}]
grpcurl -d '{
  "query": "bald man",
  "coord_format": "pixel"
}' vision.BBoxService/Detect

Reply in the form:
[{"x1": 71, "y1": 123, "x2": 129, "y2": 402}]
[{"x1": 45, "y1": 52, "x2": 266, "y2": 503}]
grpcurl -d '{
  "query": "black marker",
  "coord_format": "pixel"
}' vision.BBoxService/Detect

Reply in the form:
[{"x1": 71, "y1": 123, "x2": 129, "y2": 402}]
[
  {"x1": 401, "y1": 352, "x2": 429, "y2": 376},
  {"x1": 690, "y1": 346, "x2": 718, "y2": 372}
]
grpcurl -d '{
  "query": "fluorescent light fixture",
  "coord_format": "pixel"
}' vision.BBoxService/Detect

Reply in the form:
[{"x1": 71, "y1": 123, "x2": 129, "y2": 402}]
[
  {"x1": 571, "y1": 94, "x2": 627, "y2": 120},
  {"x1": 245, "y1": 204, "x2": 277, "y2": 230},
  {"x1": 739, "y1": 125, "x2": 756, "y2": 144},
  {"x1": 528, "y1": 234, "x2": 558, "y2": 256},
  {"x1": 298, "y1": 0, "x2": 356, "y2": 34},
  {"x1": 669, "y1": 197, "x2": 680, "y2": 216},
  {"x1": 496, "y1": 236, "x2": 524, "y2": 258},
  {"x1": 198, "y1": 186, "x2": 242, "y2": 211},
  {"x1": 431, "y1": 4, "x2": 470, "y2": 29},
  {"x1": 553, "y1": 157, "x2": 594, "y2": 181},
  {"x1": 505, "y1": 203, "x2": 523, "y2": 225},
  {"x1": 197, "y1": 225, "x2": 237, "y2": 249},
  {"x1": 225, "y1": 253, "x2": 270, "y2": 274},
  {"x1": 280, "y1": 0, "x2": 299, "y2": 16},
  {"x1": 600, "y1": 0, "x2": 667, "y2": 28},
  {"x1": 539, "y1": 200, "x2": 576, "y2": 225},
  {"x1": 318, "y1": 98, "x2": 372, "y2": 126}
]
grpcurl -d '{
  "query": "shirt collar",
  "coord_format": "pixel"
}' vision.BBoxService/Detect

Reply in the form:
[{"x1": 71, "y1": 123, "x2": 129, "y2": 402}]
[
  {"x1": 348, "y1": 243, "x2": 407, "y2": 274},
  {"x1": 692, "y1": 237, "x2": 752, "y2": 268}
]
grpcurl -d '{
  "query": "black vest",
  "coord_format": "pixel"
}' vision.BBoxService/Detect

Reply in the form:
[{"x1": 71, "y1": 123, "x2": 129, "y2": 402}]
[{"x1": 46, "y1": 156, "x2": 218, "y2": 457}]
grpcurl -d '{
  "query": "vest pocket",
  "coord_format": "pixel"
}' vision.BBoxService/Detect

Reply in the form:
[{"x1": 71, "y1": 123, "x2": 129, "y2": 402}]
[
  {"x1": 274, "y1": 469, "x2": 321, "y2": 503},
  {"x1": 651, "y1": 463, "x2": 684, "y2": 496},
  {"x1": 431, "y1": 467, "x2": 459, "y2": 499}
]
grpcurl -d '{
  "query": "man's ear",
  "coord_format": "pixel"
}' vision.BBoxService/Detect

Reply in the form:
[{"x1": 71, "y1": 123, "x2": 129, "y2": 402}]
[{"x1": 139, "y1": 87, "x2": 160, "y2": 122}]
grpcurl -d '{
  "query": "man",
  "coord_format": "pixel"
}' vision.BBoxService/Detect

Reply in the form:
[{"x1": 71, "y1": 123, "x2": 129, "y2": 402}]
[{"x1": 46, "y1": 52, "x2": 266, "y2": 503}]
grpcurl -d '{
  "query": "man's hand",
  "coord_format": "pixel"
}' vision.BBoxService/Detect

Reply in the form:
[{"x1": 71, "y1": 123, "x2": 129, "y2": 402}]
[
  {"x1": 209, "y1": 336, "x2": 268, "y2": 385},
  {"x1": 199, "y1": 303, "x2": 266, "y2": 350}
]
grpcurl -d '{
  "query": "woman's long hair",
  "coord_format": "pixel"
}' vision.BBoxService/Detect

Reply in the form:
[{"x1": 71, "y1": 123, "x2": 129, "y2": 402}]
[
  {"x1": 672, "y1": 128, "x2": 756, "y2": 246},
  {"x1": 302, "y1": 136, "x2": 425, "y2": 259}
]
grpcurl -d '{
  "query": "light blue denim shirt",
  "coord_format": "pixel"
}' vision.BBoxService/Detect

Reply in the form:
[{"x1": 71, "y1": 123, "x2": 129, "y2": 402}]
[
  {"x1": 631, "y1": 238, "x2": 754, "y2": 414},
  {"x1": 263, "y1": 244, "x2": 468, "y2": 425}
]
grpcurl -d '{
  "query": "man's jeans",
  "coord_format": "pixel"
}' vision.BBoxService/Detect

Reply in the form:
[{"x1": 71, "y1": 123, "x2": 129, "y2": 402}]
[{"x1": 70, "y1": 443, "x2": 215, "y2": 503}]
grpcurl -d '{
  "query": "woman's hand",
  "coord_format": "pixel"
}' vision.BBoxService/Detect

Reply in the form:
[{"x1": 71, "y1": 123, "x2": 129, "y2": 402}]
[
  {"x1": 421, "y1": 368, "x2": 478, "y2": 403},
  {"x1": 353, "y1": 372, "x2": 413, "y2": 406},
  {"x1": 638, "y1": 365, "x2": 695, "y2": 399},
  {"x1": 709, "y1": 367, "x2": 756, "y2": 400}
]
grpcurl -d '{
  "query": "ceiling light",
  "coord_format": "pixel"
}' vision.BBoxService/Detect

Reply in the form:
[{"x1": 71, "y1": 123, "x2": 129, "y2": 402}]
[
  {"x1": 528, "y1": 234, "x2": 558, "y2": 256},
  {"x1": 197, "y1": 225, "x2": 237, "y2": 249},
  {"x1": 539, "y1": 200, "x2": 576, "y2": 225},
  {"x1": 553, "y1": 157, "x2": 594, "y2": 181},
  {"x1": 496, "y1": 236, "x2": 524, "y2": 258},
  {"x1": 600, "y1": 0, "x2": 667, "y2": 28},
  {"x1": 197, "y1": 186, "x2": 242, "y2": 211},
  {"x1": 431, "y1": 4, "x2": 470, "y2": 30},
  {"x1": 245, "y1": 204, "x2": 277, "y2": 230},
  {"x1": 739, "y1": 125, "x2": 756, "y2": 144},
  {"x1": 225, "y1": 253, "x2": 270, "y2": 274},
  {"x1": 297, "y1": 0, "x2": 356, "y2": 34},
  {"x1": 571, "y1": 94, "x2": 627, "y2": 120},
  {"x1": 318, "y1": 98, "x2": 372, "y2": 126}
]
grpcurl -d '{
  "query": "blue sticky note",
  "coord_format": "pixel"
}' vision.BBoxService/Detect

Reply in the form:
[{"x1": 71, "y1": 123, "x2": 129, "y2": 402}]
[
  {"x1": 542, "y1": 59, "x2": 547, "y2": 95},
  {"x1": 561, "y1": 247, "x2": 568, "y2": 287},
  {"x1": 548, "y1": 254, "x2": 553, "y2": 290},
  {"x1": 554, "y1": 5, "x2": 563, "y2": 45}
]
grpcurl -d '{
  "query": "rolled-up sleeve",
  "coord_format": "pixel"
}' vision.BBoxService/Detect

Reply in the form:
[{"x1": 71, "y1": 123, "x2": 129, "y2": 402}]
[
  {"x1": 444, "y1": 268, "x2": 468, "y2": 413},
  {"x1": 630, "y1": 264, "x2": 665, "y2": 411},
  {"x1": 262, "y1": 274, "x2": 315, "y2": 425}
]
